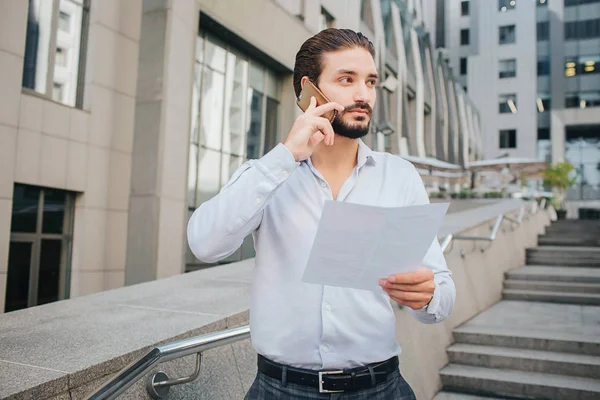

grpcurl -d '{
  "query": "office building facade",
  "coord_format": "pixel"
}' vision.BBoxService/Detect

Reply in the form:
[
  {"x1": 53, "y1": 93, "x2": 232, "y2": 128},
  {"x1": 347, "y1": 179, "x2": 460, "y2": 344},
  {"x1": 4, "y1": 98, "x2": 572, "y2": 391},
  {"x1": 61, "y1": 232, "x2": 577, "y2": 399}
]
[
  {"x1": 0, "y1": 0, "x2": 480, "y2": 312},
  {"x1": 429, "y1": 0, "x2": 600, "y2": 199}
]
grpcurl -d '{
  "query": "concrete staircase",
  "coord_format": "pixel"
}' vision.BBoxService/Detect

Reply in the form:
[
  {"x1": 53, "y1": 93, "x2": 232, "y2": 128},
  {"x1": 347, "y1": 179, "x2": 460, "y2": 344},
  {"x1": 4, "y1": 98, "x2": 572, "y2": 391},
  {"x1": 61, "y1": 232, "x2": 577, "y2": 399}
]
[{"x1": 434, "y1": 220, "x2": 600, "y2": 399}]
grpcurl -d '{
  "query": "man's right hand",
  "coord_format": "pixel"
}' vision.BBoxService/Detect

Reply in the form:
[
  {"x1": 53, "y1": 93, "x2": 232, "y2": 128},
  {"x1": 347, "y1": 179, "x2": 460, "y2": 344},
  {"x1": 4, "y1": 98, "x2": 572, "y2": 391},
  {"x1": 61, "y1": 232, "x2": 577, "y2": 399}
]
[{"x1": 283, "y1": 97, "x2": 345, "y2": 162}]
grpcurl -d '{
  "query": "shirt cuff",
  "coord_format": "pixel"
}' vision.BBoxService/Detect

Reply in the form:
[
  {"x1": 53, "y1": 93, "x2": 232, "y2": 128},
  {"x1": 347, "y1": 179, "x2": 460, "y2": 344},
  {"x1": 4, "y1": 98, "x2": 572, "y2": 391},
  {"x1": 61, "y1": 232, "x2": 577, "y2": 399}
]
[
  {"x1": 419, "y1": 283, "x2": 441, "y2": 316},
  {"x1": 255, "y1": 143, "x2": 300, "y2": 185}
]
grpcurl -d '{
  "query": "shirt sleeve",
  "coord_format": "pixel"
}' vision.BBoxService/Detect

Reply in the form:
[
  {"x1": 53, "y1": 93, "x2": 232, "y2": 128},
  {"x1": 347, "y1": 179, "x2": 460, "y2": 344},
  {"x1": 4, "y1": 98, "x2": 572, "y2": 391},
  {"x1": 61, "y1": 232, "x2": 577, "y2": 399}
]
[
  {"x1": 187, "y1": 143, "x2": 299, "y2": 263},
  {"x1": 405, "y1": 166, "x2": 456, "y2": 324}
]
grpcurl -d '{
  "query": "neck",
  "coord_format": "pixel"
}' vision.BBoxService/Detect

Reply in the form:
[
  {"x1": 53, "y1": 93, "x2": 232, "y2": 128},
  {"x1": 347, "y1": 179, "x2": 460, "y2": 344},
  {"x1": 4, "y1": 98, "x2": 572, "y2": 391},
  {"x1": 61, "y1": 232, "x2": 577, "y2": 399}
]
[{"x1": 311, "y1": 136, "x2": 360, "y2": 171}]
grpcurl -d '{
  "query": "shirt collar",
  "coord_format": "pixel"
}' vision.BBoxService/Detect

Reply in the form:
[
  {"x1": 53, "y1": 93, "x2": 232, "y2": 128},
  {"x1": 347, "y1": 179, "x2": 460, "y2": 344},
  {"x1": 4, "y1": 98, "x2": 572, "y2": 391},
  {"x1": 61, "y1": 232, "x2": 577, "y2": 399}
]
[
  {"x1": 357, "y1": 139, "x2": 377, "y2": 168},
  {"x1": 303, "y1": 139, "x2": 377, "y2": 169}
]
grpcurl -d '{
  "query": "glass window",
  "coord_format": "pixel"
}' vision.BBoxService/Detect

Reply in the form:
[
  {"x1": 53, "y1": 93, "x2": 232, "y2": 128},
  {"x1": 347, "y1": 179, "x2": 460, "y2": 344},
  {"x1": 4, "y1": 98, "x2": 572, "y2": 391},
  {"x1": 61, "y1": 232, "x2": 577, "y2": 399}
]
[
  {"x1": 222, "y1": 51, "x2": 248, "y2": 157},
  {"x1": 196, "y1": 148, "x2": 221, "y2": 204},
  {"x1": 498, "y1": 0, "x2": 517, "y2": 11},
  {"x1": 537, "y1": 128, "x2": 550, "y2": 140},
  {"x1": 499, "y1": 59, "x2": 516, "y2": 78},
  {"x1": 499, "y1": 94, "x2": 518, "y2": 113},
  {"x1": 537, "y1": 94, "x2": 551, "y2": 113},
  {"x1": 264, "y1": 97, "x2": 279, "y2": 156},
  {"x1": 565, "y1": 19, "x2": 600, "y2": 40},
  {"x1": 566, "y1": 91, "x2": 600, "y2": 108},
  {"x1": 461, "y1": 1, "x2": 469, "y2": 16},
  {"x1": 55, "y1": 47, "x2": 67, "y2": 67},
  {"x1": 11, "y1": 185, "x2": 40, "y2": 233},
  {"x1": 537, "y1": 21, "x2": 549, "y2": 41},
  {"x1": 5, "y1": 242, "x2": 33, "y2": 313},
  {"x1": 460, "y1": 57, "x2": 467, "y2": 75},
  {"x1": 246, "y1": 88, "x2": 264, "y2": 160},
  {"x1": 58, "y1": 11, "x2": 70, "y2": 32},
  {"x1": 37, "y1": 239, "x2": 62, "y2": 306},
  {"x1": 22, "y1": 0, "x2": 89, "y2": 108},
  {"x1": 565, "y1": 55, "x2": 600, "y2": 76},
  {"x1": 205, "y1": 37, "x2": 227, "y2": 73},
  {"x1": 499, "y1": 129, "x2": 517, "y2": 149},
  {"x1": 188, "y1": 32, "x2": 282, "y2": 269},
  {"x1": 42, "y1": 189, "x2": 66, "y2": 234},
  {"x1": 200, "y1": 68, "x2": 225, "y2": 150},
  {"x1": 499, "y1": 25, "x2": 516, "y2": 44},
  {"x1": 319, "y1": 7, "x2": 335, "y2": 31},
  {"x1": 565, "y1": 0, "x2": 600, "y2": 5},
  {"x1": 460, "y1": 29, "x2": 470, "y2": 45},
  {"x1": 6, "y1": 184, "x2": 74, "y2": 312},
  {"x1": 537, "y1": 57, "x2": 550, "y2": 76}
]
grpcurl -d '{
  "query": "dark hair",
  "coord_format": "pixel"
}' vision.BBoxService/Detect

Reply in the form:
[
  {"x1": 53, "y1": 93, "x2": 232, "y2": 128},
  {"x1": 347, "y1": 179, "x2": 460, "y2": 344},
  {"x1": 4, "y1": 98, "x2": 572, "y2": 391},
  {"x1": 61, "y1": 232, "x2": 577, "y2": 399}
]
[{"x1": 293, "y1": 29, "x2": 376, "y2": 98}]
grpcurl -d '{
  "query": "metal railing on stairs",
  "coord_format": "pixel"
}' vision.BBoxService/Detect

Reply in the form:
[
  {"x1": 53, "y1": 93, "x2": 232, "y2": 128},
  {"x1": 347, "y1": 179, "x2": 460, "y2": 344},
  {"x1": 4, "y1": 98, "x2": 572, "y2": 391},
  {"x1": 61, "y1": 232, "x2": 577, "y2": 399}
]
[
  {"x1": 85, "y1": 325, "x2": 250, "y2": 400},
  {"x1": 86, "y1": 201, "x2": 545, "y2": 399}
]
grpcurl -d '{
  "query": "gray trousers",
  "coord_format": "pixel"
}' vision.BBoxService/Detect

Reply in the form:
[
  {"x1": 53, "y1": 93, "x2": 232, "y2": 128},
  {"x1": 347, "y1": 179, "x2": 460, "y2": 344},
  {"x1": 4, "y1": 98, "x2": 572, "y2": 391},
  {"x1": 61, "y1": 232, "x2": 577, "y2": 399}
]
[{"x1": 244, "y1": 369, "x2": 417, "y2": 400}]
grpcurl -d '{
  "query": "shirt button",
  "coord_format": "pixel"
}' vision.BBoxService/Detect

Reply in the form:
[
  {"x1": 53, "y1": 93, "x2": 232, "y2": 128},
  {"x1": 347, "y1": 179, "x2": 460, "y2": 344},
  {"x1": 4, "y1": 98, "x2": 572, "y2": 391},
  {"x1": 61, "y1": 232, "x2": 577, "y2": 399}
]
[
  {"x1": 321, "y1": 345, "x2": 329, "y2": 353},
  {"x1": 320, "y1": 182, "x2": 327, "y2": 188},
  {"x1": 255, "y1": 198, "x2": 261, "y2": 205},
  {"x1": 324, "y1": 303, "x2": 331, "y2": 311},
  {"x1": 281, "y1": 171, "x2": 288, "y2": 179}
]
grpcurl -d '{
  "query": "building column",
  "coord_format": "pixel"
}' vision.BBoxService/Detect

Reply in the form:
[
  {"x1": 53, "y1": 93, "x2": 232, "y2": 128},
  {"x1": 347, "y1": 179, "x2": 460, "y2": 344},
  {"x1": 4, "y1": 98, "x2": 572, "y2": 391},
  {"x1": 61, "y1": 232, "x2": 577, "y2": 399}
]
[
  {"x1": 0, "y1": 0, "x2": 28, "y2": 311},
  {"x1": 551, "y1": 112, "x2": 565, "y2": 162},
  {"x1": 126, "y1": 0, "x2": 198, "y2": 284}
]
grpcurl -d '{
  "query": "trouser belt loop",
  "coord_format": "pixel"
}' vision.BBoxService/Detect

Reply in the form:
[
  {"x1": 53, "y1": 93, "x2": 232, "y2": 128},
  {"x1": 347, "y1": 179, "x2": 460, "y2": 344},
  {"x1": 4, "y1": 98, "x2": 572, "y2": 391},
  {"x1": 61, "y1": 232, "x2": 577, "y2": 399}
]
[
  {"x1": 281, "y1": 365, "x2": 288, "y2": 387},
  {"x1": 367, "y1": 365, "x2": 376, "y2": 386}
]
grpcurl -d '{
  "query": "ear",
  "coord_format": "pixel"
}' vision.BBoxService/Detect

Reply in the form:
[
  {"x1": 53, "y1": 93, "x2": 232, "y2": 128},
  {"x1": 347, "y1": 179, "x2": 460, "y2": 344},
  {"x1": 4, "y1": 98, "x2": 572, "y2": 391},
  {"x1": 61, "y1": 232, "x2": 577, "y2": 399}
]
[{"x1": 300, "y1": 76, "x2": 310, "y2": 89}]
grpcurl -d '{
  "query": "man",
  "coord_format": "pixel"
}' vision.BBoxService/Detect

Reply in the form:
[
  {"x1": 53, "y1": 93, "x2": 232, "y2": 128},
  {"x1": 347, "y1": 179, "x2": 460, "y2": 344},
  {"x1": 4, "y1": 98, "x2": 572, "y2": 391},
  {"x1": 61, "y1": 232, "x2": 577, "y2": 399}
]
[{"x1": 188, "y1": 28, "x2": 455, "y2": 399}]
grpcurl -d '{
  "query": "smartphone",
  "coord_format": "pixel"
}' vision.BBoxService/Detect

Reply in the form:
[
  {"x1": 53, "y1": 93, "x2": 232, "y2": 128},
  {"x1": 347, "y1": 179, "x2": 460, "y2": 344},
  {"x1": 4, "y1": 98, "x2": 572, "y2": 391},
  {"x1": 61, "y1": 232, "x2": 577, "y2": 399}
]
[{"x1": 296, "y1": 80, "x2": 337, "y2": 122}]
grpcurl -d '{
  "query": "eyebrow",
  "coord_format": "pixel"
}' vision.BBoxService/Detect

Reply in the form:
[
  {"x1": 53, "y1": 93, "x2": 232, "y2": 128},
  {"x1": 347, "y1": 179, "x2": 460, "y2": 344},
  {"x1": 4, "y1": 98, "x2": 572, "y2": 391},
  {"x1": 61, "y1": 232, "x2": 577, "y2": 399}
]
[{"x1": 336, "y1": 69, "x2": 379, "y2": 79}]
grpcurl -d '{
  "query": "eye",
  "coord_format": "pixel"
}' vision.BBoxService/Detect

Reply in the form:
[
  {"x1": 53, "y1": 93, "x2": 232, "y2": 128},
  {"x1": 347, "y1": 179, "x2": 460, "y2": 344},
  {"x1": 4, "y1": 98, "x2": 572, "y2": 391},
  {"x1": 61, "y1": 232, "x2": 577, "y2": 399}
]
[
  {"x1": 340, "y1": 77, "x2": 353, "y2": 84},
  {"x1": 367, "y1": 79, "x2": 377, "y2": 86}
]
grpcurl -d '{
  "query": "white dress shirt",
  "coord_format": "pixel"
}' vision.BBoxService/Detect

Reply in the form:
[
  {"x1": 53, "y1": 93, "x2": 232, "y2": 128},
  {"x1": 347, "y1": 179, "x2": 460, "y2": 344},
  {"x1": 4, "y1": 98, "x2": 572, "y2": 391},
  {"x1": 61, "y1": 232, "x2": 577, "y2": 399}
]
[{"x1": 187, "y1": 140, "x2": 455, "y2": 370}]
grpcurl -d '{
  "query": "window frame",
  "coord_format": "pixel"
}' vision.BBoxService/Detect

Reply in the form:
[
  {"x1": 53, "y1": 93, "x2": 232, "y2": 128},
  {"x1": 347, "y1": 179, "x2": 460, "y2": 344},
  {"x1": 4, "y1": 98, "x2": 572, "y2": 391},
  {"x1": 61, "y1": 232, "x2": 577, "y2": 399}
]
[
  {"x1": 499, "y1": 24, "x2": 516, "y2": 45},
  {"x1": 499, "y1": 58, "x2": 516, "y2": 78},
  {"x1": 499, "y1": 129, "x2": 517, "y2": 149},
  {"x1": 461, "y1": 1, "x2": 470, "y2": 16},
  {"x1": 460, "y1": 28, "x2": 470, "y2": 45},
  {"x1": 7, "y1": 184, "x2": 75, "y2": 312},
  {"x1": 21, "y1": 0, "x2": 90, "y2": 109}
]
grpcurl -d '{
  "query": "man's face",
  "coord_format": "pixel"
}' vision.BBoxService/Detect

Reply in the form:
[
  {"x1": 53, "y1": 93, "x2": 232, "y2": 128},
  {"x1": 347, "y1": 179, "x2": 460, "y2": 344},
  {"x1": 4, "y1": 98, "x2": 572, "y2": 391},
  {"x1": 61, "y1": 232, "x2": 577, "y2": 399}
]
[{"x1": 306, "y1": 47, "x2": 378, "y2": 139}]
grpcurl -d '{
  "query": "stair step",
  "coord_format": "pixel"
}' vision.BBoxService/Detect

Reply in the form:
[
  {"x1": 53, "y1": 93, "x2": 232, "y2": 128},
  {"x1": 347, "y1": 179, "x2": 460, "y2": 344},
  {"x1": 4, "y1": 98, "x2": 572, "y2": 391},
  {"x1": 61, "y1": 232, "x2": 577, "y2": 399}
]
[
  {"x1": 502, "y1": 289, "x2": 600, "y2": 305},
  {"x1": 447, "y1": 343, "x2": 600, "y2": 379},
  {"x1": 505, "y1": 266, "x2": 600, "y2": 283},
  {"x1": 538, "y1": 236, "x2": 600, "y2": 247},
  {"x1": 440, "y1": 364, "x2": 600, "y2": 400},
  {"x1": 453, "y1": 326, "x2": 600, "y2": 355},
  {"x1": 526, "y1": 246, "x2": 600, "y2": 267},
  {"x1": 433, "y1": 392, "x2": 506, "y2": 400},
  {"x1": 504, "y1": 279, "x2": 600, "y2": 293}
]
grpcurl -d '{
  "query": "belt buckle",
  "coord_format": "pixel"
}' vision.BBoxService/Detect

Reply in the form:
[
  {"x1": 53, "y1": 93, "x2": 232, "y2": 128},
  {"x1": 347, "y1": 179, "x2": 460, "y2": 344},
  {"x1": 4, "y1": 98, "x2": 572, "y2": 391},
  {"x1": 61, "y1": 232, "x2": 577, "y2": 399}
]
[{"x1": 318, "y1": 370, "x2": 345, "y2": 393}]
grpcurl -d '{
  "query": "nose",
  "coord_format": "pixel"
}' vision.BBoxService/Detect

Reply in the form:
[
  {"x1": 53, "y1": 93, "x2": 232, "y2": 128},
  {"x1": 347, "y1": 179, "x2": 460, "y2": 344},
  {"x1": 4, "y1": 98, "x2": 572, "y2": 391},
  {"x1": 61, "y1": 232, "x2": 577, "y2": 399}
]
[{"x1": 353, "y1": 82, "x2": 370, "y2": 103}]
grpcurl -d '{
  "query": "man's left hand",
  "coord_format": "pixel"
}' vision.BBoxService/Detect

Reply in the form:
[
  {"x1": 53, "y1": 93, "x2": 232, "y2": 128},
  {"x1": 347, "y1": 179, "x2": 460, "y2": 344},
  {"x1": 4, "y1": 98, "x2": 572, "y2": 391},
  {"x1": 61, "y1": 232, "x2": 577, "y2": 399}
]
[{"x1": 378, "y1": 266, "x2": 435, "y2": 310}]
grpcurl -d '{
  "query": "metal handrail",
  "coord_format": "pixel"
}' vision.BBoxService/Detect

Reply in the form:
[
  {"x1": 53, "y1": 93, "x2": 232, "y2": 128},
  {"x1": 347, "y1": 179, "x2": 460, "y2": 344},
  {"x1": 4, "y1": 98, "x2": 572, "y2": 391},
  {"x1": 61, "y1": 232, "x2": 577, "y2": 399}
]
[
  {"x1": 441, "y1": 200, "x2": 543, "y2": 254},
  {"x1": 85, "y1": 325, "x2": 250, "y2": 400}
]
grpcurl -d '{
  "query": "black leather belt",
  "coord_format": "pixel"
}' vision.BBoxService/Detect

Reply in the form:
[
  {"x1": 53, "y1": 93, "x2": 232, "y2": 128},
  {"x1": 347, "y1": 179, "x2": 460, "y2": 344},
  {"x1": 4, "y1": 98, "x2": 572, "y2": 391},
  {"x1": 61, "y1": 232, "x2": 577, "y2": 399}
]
[{"x1": 257, "y1": 354, "x2": 399, "y2": 393}]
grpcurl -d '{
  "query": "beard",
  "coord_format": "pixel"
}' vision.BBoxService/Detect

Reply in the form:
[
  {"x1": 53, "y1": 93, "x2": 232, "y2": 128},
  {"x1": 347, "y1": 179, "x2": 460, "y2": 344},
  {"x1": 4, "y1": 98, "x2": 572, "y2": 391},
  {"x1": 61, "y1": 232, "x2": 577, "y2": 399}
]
[{"x1": 330, "y1": 103, "x2": 373, "y2": 139}]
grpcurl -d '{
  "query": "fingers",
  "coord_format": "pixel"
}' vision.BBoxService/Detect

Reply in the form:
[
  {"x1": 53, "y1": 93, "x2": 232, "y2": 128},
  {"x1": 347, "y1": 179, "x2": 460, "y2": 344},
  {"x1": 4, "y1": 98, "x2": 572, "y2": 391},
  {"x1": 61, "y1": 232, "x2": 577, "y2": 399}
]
[
  {"x1": 387, "y1": 267, "x2": 434, "y2": 285},
  {"x1": 379, "y1": 280, "x2": 435, "y2": 293},
  {"x1": 310, "y1": 101, "x2": 345, "y2": 118},
  {"x1": 306, "y1": 96, "x2": 317, "y2": 111},
  {"x1": 386, "y1": 289, "x2": 432, "y2": 303},
  {"x1": 312, "y1": 117, "x2": 335, "y2": 146}
]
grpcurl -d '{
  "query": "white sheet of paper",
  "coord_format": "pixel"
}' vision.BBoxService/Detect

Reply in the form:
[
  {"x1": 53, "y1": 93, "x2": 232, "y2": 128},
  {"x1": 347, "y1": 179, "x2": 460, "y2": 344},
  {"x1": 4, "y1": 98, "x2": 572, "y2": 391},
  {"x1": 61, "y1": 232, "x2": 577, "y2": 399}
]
[{"x1": 301, "y1": 201, "x2": 449, "y2": 292}]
